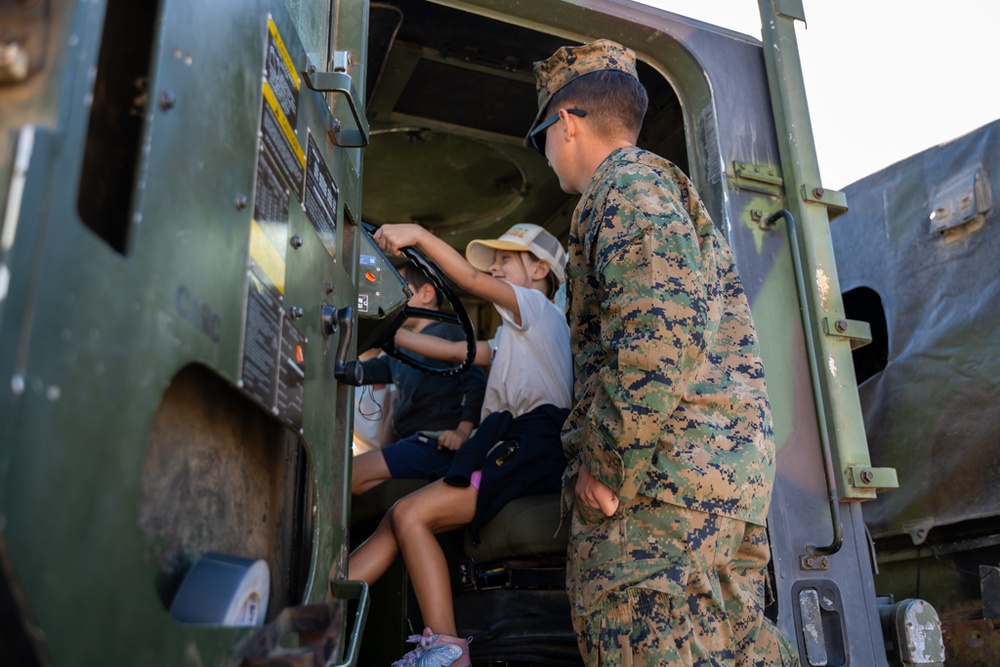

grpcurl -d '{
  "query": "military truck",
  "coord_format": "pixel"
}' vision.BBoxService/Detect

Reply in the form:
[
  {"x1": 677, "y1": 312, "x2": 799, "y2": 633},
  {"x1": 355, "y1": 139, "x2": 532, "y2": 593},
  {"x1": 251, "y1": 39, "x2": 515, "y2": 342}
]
[
  {"x1": 0, "y1": 0, "x2": 945, "y2": 665},
  {"x1": 830, "y1": 117, "x2": 1000, "y2": 665}
]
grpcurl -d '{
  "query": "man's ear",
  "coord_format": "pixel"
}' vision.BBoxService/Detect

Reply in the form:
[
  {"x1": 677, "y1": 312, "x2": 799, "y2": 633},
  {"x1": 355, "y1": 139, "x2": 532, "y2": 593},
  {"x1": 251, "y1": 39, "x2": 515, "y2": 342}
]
[{"x1": 560, "y1": 108, "x2": 580, "y2": 140}]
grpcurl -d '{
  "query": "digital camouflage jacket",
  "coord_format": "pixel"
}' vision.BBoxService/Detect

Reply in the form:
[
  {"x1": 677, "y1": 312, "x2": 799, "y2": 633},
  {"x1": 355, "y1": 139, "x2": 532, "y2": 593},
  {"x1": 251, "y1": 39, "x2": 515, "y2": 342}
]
[{"x1": 562, "y1": 146, "x2": 775, "y2": 526}]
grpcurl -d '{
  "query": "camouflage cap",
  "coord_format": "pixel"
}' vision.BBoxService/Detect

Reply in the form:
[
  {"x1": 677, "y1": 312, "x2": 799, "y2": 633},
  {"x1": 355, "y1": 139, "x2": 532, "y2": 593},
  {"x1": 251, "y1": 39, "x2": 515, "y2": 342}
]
[{"x1": 524, "y1": 39, "x2": 639, "y2": 148}]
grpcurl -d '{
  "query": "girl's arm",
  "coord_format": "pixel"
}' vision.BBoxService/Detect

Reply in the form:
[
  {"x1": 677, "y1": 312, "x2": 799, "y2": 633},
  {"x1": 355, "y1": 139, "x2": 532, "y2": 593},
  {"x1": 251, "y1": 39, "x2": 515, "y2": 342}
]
[
  {"x1": 393, "y1": 328, "x2": 493, "y2": 366},
  {"x1": 375, "y1": 224, "x2": 521, "y2": 318}
]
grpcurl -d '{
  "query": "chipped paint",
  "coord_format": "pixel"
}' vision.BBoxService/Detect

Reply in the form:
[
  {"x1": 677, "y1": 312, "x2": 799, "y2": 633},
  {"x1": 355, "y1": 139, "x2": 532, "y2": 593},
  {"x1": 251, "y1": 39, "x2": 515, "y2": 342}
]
[
  {"x1": 815, "y1": 268, "x2": 830, "y2": 310},
  {"x1": 828, "y1": 356, "x2": 837, "y2": 377},
  {"x1": 903, "y1": 600, "x2": 946, "y2": 661}
]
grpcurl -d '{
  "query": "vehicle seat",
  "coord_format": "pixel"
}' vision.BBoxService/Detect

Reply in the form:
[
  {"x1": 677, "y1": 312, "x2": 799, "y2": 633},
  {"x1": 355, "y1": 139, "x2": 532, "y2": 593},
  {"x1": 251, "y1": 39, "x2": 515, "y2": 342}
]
[
  {"x1": 463, "y1": 493, "x2": 567, "y2": 563},
  {"x1": 454, "y1": 493, "x2": 578, "y2": 664}
]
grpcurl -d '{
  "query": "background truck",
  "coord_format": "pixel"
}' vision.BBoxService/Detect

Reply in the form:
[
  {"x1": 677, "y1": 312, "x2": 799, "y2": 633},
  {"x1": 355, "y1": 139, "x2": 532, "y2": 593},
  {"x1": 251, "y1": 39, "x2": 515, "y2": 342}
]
[
  {"x1": 831, "y1": 117, "x2": 1000, "y2": 666},
  {"x1": 0, "y1": 0, "x2": 947, "y2": 665}
]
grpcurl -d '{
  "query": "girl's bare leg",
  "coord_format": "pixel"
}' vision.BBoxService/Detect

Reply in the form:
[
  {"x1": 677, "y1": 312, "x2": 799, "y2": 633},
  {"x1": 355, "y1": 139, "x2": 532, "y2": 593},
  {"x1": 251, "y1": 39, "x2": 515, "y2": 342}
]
[
  {"x1": 389, "y1": 480, "x2": 477, "y2": 637},
  {"x1": 351, "y1": 450, "x2": 391, "y2": 495},
  {"x1": 348, "y1": 509, "x2": 401, "y2": 584}
]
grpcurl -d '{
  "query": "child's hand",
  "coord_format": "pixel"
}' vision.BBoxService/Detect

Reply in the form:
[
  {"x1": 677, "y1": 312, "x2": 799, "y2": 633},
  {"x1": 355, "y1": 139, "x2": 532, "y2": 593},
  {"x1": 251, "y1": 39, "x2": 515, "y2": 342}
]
[
  {"x1": 374, "y1": 223, "x2": 425, "y2": 256},
  {"x1": 436, "y1": 429, "x2": 469, "y2": 451}
]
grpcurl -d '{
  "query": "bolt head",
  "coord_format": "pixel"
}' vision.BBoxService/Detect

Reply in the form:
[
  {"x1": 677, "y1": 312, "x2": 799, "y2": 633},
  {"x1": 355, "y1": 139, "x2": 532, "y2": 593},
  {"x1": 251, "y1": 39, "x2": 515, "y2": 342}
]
[{"x1": 158, "y1": 90, "x2": 176, "y2": 111}]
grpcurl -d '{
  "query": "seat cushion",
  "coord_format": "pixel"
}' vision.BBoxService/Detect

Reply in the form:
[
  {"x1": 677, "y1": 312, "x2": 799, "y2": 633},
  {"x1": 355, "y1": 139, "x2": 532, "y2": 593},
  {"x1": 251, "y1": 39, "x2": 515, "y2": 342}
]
[{"x1": 464, "y1": 493, "x2": 568, "y2": 563}]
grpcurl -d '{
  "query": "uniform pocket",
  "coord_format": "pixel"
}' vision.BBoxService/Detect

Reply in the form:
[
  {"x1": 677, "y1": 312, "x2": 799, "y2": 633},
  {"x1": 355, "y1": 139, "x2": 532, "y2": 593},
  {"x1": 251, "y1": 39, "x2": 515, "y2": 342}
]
[{"x1": 575, "y1": 499, "x2": 607, "y2": 525}]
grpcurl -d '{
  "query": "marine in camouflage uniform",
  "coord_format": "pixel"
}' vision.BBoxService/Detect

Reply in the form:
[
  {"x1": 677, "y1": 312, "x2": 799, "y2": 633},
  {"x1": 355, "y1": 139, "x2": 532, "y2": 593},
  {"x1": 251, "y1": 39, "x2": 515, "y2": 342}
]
[{"x1": 526, "y1": 40, "x2": 800, "y2": 667}]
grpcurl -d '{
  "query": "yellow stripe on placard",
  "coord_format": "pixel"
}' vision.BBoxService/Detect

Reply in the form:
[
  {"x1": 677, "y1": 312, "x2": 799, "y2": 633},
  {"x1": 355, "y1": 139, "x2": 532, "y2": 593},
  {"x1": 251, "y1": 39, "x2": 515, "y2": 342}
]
[
  {"x1": 267, "y1": 16, "x2": 300, "y2": 90},
  {"x1": 262, "y1": 82, "x2": 305, "y2": 167},
  {"x1": 250, "y1": 219, "x2": 286, "y2": 294}
]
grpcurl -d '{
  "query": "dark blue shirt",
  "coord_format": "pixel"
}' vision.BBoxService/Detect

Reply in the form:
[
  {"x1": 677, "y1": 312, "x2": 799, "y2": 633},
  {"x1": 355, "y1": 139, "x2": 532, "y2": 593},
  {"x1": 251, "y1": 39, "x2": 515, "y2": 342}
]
[{"x1": 360, "y1": 321, "x2": 487, "y2": 439}]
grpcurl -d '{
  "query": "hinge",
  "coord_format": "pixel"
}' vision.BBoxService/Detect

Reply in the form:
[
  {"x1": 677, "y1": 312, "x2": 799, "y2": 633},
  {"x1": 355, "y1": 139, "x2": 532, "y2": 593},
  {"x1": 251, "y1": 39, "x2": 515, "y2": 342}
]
[
  {"x1": 732, "y1": 161, "x2": 783, "y2": 196},
  {"x1": 773, "y1": 0, "x2": 806, "y2": 22},
  {"x1": 802, "y1": 183, "x2": 848, "y2": 220},
  {"x1": 822, "y1": 317, "x2": 871, "y2": 350},
  {"x1": 847, "y1": 465, "x2": 899, "y2": 493}
]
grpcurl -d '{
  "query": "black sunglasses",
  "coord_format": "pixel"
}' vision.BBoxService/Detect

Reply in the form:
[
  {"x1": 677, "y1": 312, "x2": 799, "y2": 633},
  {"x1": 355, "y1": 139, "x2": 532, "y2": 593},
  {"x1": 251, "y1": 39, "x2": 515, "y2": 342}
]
[{"x1": 529, "y1": 108, "x2": 587, "y2": 153}]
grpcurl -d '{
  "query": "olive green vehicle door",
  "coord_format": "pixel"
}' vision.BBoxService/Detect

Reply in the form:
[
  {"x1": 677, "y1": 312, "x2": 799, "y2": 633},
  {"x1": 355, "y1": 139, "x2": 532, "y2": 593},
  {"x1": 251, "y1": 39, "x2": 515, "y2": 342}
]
[{"x1": 0, "y1": 0, "x2": 382, "y2": 664}]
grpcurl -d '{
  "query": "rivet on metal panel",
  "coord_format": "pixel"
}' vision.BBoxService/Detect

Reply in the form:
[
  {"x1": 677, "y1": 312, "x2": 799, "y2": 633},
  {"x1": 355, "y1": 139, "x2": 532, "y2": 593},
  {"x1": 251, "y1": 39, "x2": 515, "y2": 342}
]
[
  {"x1": 290, "y1": 235, "x2": 303, "y2": 249},
  {"x1": 158, "y1": 90, "x2": 176, "y2": 111},
  {"x1": 234, "y1": 194, "x2": 247, "y2": 211}
]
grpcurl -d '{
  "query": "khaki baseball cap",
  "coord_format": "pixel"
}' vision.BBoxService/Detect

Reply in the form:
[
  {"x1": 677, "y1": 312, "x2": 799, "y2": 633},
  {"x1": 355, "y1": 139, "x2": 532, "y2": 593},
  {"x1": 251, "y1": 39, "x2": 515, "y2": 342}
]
[
  {"x1": 524, "y1": 39, "x2": 639, "y2": 148},
  {"x1": 466, "y1": 223, "x2": 566, "y2": 286}
]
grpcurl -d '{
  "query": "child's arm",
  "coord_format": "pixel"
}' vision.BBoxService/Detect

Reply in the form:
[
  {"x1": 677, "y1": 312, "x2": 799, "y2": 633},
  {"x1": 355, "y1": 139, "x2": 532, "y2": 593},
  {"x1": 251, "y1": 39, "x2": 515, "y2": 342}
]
[
  {"x1": 393, "y1": 328, "x2": 493, "y2": 366},
  {"x1": 375, "y1": 223, "x2": 521, "y2": 318}
]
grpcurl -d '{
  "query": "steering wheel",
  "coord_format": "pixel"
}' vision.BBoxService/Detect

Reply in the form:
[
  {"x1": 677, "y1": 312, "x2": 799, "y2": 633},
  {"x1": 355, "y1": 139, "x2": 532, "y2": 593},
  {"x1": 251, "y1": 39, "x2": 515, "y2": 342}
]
[{"x1": 368, "y1": 225, "x2": 478, "y2": 377}]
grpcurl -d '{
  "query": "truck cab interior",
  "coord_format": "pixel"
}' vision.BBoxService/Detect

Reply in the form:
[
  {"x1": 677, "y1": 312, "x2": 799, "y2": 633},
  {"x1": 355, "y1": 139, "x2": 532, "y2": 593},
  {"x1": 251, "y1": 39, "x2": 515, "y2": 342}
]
[{"x1": 361, "y1": 2, "x2": 688, "y2": 326}]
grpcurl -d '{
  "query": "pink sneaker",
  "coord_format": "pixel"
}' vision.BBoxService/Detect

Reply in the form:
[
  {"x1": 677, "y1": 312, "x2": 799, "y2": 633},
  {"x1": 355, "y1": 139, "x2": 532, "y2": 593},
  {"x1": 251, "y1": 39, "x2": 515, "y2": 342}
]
[{"x1": 391, "y1": 628, "x2": 471, "y2": 667}]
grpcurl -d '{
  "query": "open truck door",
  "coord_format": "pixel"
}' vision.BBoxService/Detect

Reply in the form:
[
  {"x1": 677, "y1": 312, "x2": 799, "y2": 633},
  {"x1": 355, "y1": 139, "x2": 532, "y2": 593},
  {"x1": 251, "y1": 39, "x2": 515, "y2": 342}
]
[{"x1": 0, "y1": 0, "x2": 382, "y2": 664}]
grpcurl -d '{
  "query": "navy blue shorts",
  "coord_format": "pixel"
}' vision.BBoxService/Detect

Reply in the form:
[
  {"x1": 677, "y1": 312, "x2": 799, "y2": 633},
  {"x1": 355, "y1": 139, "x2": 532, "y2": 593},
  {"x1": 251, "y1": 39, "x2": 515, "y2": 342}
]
[{"x1": 381, "y1": 433, "x2": 455, "y2": 480}]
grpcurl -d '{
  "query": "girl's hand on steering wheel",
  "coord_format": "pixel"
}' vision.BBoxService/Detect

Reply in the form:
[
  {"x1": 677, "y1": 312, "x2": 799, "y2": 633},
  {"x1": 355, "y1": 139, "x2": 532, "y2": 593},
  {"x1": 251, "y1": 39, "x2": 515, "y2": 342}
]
[{"x1": 374, "y1": 223, "x2": 424, "y2": 256}]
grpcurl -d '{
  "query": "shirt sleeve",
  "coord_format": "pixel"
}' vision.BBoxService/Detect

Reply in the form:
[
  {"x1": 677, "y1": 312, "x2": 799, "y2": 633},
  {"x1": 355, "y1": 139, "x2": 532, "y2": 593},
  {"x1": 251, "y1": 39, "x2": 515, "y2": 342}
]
[
  {"x1": 493, "y1": 282, "x2": 546, "y2": 331},
  {"x1": 360, "y1": 354, "x2": 393, "y2": 385},
  {"x1": 457, "y1": 365, "x2": 487, "y2": 425},
  {"x1": 579, "y1": 194, "x2": 716, "y2": 505}
]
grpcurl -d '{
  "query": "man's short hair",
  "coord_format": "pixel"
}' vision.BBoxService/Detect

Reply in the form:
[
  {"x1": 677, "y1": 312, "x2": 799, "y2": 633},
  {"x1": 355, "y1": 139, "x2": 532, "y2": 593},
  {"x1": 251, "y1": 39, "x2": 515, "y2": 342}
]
[
  {"x1": 526, "y1": 39, "x2": 644, "y2": 147},
  {"x1": 548, "y1": 69, "x2": 648, "y2": 142}
]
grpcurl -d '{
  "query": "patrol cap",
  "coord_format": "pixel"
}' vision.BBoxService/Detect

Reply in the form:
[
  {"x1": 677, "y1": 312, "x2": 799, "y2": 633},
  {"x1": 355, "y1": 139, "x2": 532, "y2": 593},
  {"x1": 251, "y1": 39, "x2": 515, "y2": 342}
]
[
  {"x1": 466, "y1": 223, "x2": 566, "y2": 286},
  {"x1": 524, "y1": 39, "x2": 639, "y2": 148}
]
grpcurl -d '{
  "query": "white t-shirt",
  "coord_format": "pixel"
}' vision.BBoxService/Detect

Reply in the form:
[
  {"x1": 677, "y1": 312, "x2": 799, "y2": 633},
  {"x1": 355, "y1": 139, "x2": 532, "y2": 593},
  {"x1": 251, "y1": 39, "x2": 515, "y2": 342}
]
[{"x1": 482, "y1": 283, "x2": 573, "y2": 418}]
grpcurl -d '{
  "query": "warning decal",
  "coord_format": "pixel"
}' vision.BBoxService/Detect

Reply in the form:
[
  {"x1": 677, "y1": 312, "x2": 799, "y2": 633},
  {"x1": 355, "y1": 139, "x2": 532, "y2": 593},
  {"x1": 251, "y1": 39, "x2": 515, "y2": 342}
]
[{"x1": 304, "y1": 131, "x2": 339, "y2": 258}]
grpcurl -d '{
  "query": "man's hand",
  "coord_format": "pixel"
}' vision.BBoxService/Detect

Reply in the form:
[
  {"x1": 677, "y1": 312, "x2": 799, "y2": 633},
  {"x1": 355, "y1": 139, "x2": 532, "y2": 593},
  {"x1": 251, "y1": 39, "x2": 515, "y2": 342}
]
[{"x1": 576, "y1": 465, "x2": 620, "y2": 517}]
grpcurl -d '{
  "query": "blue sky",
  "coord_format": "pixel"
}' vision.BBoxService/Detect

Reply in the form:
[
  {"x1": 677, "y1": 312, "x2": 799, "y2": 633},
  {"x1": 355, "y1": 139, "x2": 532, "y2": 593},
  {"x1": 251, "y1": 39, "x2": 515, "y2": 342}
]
[{"x1": 635, "y1": 1, "x2": 1000, "y2": 188}]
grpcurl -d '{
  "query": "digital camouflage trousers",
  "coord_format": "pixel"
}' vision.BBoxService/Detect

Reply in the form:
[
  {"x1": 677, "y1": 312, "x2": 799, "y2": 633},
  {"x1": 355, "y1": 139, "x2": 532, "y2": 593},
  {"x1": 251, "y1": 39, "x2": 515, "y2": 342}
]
[{"x1": 568, "y1": 497, "x2": 800, "y2": 667}]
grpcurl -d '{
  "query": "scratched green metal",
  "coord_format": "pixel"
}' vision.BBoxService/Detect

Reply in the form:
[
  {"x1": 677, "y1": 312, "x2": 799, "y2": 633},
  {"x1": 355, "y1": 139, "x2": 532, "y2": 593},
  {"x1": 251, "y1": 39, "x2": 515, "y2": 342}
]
[{"x1": 0, "y1": 0, "x2": 362, "y2": 664}]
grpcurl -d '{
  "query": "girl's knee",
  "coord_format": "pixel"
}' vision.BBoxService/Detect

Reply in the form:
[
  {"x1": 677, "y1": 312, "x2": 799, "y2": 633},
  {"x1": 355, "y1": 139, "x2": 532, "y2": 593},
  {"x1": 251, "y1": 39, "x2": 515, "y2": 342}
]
[{"x1": 387, "y1": 495, "x2": 421, "y2": 531}]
